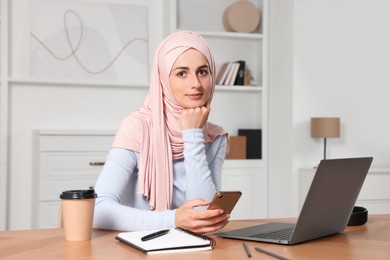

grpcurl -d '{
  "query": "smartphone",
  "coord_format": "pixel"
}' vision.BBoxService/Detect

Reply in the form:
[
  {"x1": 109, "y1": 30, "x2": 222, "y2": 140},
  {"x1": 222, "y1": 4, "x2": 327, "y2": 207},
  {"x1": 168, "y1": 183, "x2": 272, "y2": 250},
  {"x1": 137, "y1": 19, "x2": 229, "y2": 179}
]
[{"x1": 207, "y1": 191, "x2": 242, "y2": 214}]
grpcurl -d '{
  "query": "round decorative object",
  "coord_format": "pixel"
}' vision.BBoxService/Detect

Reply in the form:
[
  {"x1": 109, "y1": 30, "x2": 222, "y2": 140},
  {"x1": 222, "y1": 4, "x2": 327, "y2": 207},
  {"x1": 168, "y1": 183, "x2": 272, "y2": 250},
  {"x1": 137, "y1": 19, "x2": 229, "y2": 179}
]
[
  {"x1": 347, "y1": 206, "x2": 368, "y2": 226},
  {"x1": 223, "y1": 0, "x2": 261, "y2": 33}
]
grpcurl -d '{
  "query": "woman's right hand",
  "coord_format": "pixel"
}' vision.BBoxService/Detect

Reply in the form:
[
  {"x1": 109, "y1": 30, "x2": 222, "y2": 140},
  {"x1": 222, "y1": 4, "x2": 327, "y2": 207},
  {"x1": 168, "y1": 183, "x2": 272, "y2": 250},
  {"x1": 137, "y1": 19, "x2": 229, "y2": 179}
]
[
  {"x1": 180, "y1": 102, "x2": 210, "y2": 130},
  {"x1": 175, "y1": 199, "x2": 230, "y2": 234}
]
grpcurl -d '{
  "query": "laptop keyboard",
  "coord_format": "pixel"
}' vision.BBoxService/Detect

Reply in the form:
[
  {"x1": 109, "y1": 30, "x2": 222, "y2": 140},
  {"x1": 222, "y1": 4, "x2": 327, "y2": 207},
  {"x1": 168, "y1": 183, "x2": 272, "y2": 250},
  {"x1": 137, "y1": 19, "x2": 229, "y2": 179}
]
[{"x1": 250, "y1": 227, "x2": 294, "y2": 240}]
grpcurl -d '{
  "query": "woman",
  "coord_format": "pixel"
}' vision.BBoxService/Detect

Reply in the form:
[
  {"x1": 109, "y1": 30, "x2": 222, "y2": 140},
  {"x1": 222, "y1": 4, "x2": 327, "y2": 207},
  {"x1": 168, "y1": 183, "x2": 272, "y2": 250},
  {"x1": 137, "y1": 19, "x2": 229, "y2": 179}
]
[{"x1": 93, "y1": 31, "x2": 229, "y2": 234}]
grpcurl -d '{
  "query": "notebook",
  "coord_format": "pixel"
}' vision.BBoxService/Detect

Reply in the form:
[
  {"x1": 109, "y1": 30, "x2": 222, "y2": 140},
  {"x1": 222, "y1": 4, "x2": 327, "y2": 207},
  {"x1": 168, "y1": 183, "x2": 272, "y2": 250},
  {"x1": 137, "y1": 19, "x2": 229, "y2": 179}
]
[
  {"x1": 216, "y1": 157, "x2": 373, "y2": 245},
  {"x1": 116, "y1": 227, "x2": 215, "y2": 254}
]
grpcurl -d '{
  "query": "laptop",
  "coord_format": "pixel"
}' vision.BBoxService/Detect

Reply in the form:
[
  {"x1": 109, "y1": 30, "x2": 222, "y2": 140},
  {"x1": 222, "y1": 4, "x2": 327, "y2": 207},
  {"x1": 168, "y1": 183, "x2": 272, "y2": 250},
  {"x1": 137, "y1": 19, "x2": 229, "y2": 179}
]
[{"x1": 215, "y1": 157, "x2": 373, "y2": 245}]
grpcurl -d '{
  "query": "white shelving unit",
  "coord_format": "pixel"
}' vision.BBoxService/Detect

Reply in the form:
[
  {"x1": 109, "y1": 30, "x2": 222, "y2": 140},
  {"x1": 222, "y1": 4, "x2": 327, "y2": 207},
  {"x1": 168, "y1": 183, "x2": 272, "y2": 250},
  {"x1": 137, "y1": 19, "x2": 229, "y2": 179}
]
[{"x1": 170, "y1": 0, "x2": 269, "y2": 219}]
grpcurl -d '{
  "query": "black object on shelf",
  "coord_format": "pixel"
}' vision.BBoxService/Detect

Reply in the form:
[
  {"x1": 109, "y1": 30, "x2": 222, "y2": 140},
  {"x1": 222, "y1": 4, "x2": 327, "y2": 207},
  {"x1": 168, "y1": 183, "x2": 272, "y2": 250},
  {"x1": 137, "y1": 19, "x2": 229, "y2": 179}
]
[{"x1": 238, "y1": 129, "x2": 262, "y2": 159}]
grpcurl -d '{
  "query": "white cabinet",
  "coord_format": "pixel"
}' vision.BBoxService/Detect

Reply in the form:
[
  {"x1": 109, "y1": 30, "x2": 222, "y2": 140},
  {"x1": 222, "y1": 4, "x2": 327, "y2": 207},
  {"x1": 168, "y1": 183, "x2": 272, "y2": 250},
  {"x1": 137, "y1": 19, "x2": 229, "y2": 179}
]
[
  {"x1": 171, "y1": 0, "x2": 269, "y2": 218},
  {"x1": 32, "y1": 130, "x2": 115, "y2": 228},
  {"x1": 296, "y1": 167, "x2": 390, "y2": 215},
  {"x1": 221, "y1": 160, "x2": 267, "y2": 219}
]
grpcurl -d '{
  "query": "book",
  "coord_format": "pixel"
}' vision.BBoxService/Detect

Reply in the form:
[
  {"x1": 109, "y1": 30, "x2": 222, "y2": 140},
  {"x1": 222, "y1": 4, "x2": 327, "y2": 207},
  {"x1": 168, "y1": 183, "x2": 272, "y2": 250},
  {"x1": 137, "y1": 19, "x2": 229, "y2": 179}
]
[
  {"x1": 215, "y1": 62, "x2": 230, "y2": 85},
  {"x1": 227, "y1": 62, "x2": 240, "y2": 85},
  {"x1": 116, "y1": 227, "x2": 216, "y2": 254},
  {"x1": 234, "y1": 60, "x2": 246, "y2": 85},
  {"x1": 224, "y1": 62, "x2": 239, "y2": 85},
  {"x1": 216, "y1": 62, "x2": 232, "y2": 85}
]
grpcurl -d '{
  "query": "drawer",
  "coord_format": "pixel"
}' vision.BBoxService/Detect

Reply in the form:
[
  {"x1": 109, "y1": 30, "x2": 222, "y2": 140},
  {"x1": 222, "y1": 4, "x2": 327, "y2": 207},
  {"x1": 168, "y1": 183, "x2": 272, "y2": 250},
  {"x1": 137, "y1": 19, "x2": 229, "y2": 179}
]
[
  {"x1": 40, "y1": 176, "x2": 99, "y2": 200},
  {"x1": 37, "y1": 134, "x2": 114, "y2": 152},
  {"x1": 40, "y1": 152, "x2": 106, "y2": 176}
]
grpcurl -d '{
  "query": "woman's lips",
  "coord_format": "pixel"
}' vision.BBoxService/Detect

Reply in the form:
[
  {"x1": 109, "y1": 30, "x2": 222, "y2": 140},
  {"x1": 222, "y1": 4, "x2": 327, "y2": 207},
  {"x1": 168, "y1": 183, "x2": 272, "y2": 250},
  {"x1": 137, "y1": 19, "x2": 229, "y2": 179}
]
[{"x1": 186, "y1": 93, "x2": 203, "y2": 100}]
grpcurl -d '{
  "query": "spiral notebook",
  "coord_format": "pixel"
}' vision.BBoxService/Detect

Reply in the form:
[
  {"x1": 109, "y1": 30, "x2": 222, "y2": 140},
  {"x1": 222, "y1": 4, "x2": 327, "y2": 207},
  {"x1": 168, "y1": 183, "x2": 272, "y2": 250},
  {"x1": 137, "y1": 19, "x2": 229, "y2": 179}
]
[{"x1": 116, "y1": 228, "x2": 215, "y2": 254}]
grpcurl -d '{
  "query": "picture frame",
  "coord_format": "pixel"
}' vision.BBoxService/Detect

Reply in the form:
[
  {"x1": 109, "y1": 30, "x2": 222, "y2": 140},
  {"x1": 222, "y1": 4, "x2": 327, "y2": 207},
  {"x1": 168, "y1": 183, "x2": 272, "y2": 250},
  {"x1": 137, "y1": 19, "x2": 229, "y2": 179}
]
[{"x1": 30, "y1": 0, "x2": 162, "y2": 83}]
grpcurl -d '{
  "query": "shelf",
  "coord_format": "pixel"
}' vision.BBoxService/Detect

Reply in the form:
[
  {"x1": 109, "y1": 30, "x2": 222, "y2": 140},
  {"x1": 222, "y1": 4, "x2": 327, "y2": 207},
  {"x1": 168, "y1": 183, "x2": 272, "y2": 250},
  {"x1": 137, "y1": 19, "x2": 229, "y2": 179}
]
[
  {"x1": 184, "y1": 30, "x2": 263, "y2": 40},
  {"x1": 216, "y1": 85, "x2": 262, "y2": 92},
  {"x1": 34, "y1": 129, "x2": 116, "y2": 136},
  {"x1": 8, "y1": 77, "x2": 149, "y2": 88}
]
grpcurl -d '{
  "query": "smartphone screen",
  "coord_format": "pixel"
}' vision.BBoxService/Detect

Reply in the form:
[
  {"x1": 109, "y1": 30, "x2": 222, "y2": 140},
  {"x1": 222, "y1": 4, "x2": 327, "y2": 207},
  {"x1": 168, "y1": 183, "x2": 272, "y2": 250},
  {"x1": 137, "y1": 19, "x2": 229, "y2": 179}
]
[{"x1": 207, "y1": 191, "x2": 242, "y2": 214}]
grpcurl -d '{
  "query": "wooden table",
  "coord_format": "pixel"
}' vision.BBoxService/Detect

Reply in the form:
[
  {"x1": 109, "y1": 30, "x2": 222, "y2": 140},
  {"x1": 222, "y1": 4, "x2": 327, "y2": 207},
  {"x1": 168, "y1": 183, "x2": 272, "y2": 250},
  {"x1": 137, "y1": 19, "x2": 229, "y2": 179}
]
[{"x1": 1, "y1": 215, "x2": 390, "y2": 259}]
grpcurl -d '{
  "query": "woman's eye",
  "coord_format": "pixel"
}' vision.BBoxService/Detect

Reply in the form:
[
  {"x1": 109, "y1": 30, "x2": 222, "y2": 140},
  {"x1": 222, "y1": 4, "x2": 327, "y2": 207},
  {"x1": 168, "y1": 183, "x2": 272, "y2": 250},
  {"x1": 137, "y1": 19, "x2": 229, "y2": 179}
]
[
  {"x1": 177, "y1": 71, "x2": 186, "y2": 77},
  {"x1": 198, "y1": 69, "x2": 209, "y2": 76}
]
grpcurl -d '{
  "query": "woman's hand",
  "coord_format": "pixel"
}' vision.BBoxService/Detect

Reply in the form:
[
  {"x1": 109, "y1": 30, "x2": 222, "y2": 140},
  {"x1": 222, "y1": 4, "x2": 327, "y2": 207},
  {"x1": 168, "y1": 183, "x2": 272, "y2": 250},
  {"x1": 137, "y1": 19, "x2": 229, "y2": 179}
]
[
  {"x1": 175, "y1": 199, "x2": 230, "y2": 234},
  {"x1": 181, "y1": 102, "x2": 210, "y2": 130}
]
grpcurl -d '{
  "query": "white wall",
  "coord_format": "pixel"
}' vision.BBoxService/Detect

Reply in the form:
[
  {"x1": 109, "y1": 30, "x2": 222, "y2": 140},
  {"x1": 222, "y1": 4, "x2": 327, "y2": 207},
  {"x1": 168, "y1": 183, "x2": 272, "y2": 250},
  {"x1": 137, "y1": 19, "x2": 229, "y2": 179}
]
[
  {"x1": 268, "y1": 0, "x2": 390, "y2": 217},
  {"x1": 267, "y1": 0, "x2": 294, "y2": 217},
  {"x1": 293, "y1": 0, "x2": 390, "y2": 167}
]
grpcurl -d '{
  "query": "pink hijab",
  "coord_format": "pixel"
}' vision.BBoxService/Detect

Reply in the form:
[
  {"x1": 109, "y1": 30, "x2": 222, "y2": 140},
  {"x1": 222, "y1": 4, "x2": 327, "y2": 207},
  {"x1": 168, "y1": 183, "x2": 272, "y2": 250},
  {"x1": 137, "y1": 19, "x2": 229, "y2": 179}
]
[{"x1": 112, "y1": 31, "x2": 227, "y2": 211}]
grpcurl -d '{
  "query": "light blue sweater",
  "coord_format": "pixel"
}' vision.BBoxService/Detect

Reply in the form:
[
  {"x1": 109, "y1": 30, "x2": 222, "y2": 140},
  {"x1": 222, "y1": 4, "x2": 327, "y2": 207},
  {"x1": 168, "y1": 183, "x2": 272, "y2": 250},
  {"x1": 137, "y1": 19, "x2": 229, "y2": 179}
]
[{"x1": 93, "y1": 129, "x2": 227, "y2": 231}]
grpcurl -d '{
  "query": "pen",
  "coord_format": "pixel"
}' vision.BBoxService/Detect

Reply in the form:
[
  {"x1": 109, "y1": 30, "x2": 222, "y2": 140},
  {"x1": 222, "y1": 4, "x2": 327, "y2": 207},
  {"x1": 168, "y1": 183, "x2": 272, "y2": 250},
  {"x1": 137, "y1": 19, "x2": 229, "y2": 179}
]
[
  {"x1": 141, "y1": 229, "x2": 170, "y2": 242},
  {"x1": 243, "y1": 242, "x2": 252, "y2": 258},
  {"x1": 255, "y1": 246, "x2": 290, "y2": 260}
]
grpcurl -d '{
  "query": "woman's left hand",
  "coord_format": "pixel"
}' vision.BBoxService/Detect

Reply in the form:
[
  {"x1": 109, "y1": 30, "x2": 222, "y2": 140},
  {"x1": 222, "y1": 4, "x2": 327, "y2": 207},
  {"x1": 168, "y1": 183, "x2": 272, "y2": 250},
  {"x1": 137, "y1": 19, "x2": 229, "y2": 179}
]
[{"x1": 181, "y1": 102, "x2": 210, "y2": 130}]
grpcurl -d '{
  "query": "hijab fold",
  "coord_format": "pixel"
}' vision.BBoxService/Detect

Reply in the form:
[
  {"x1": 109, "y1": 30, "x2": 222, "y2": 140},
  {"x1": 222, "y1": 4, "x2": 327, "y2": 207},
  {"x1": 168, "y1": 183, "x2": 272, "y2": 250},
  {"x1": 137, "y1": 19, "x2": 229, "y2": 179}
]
[{"x1": 112, "y1": 31, "x2": 226, "y2": 211}]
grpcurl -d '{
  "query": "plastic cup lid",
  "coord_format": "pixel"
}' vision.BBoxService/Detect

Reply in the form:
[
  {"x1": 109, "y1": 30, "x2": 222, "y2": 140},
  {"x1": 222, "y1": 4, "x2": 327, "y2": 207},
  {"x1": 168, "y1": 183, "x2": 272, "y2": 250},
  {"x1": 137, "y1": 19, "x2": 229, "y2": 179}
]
[{"x1": 60, "y1": 189, "x2": 97, "y2": 200}]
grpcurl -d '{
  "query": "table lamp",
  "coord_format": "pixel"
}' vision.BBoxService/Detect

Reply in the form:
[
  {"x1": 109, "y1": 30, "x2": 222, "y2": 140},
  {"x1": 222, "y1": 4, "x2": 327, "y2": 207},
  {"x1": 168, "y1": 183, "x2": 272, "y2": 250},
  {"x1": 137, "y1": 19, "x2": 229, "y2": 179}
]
[{"x1": 310, "y1": 117, "x2": 340, "y2": 160}]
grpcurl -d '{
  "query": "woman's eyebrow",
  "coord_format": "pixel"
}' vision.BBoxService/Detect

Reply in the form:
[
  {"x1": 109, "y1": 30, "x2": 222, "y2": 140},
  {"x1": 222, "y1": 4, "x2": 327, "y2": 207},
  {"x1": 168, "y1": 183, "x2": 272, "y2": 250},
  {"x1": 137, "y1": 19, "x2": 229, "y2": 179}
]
[
  {"x1": 172, "y1": 64, "x2": 209, "y2": 71},
  {"x1": 172, "y1": 66, "x2": 189, "y2": 71},
  {"x1": 198, "y1": 65, "x2": 209, "y2": 70}
]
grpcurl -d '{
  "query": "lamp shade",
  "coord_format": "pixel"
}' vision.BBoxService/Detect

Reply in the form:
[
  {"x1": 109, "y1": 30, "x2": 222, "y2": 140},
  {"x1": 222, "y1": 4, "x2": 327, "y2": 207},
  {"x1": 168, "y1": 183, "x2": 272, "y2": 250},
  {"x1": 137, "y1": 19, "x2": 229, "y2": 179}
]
[{"x1": 311, "y1": 117, "x2": 340, "y2": 138}]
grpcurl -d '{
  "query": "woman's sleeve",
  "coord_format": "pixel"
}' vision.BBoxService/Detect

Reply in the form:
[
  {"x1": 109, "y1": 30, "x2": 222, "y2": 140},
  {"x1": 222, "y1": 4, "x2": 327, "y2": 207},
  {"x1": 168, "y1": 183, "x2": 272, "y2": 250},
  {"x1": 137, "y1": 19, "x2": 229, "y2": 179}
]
[
  {"x1": 182, "y1": 129, "x2": 228, "y2": 203},
  {"x1": 93, "y1": 148, "x2": 176, "y2": 231}
]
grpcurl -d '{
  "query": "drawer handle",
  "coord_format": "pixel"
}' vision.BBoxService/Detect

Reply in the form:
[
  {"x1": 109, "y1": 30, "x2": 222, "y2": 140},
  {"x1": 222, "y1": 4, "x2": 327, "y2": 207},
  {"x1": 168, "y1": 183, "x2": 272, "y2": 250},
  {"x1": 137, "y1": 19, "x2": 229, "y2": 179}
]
[{"x1": 89, "y1": 162, "x2": 105, "y2": 166}]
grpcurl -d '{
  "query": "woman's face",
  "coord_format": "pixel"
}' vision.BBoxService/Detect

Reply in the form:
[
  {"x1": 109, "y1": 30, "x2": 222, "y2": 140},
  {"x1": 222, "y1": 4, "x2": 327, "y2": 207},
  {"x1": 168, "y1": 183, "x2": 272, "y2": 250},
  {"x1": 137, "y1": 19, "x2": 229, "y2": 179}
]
[{"x1": 169, "y1": 48, "x2": 212, "y2": 109}]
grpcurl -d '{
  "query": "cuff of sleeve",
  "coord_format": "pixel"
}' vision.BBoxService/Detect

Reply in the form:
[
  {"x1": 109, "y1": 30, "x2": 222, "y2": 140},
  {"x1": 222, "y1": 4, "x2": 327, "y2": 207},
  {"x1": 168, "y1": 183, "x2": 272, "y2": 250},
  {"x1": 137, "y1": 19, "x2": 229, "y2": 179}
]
[
  {"x1": 182, "y1": 129, "x2": 204, "y2": 143},
  {"x1": 164, "y1": 209, "x2": 177, "y2": 228}
]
